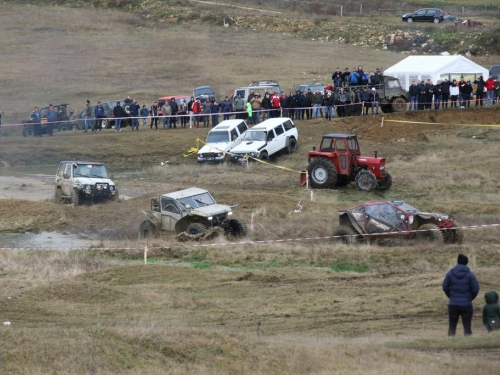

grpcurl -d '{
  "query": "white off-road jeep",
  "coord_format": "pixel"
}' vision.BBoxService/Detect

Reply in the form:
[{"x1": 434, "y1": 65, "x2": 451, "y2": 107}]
[
  {"x1": 197, "y1": 119, "x2": 248, "y2": 163},
  {"x1": 55, "y1": 161, "x2": 118, "y2": 205},
  {"x1": 139, "y1": 187, "x2": 247, "y2": 239},
  {"x1": 228, "y1": 117, "x2": 298, "y2": 163}
]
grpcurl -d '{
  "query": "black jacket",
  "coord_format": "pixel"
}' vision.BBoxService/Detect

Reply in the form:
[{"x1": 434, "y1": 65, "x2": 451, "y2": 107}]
[
  {"x1": 462, "y1": 83, "x2": 473, "y2": 95},
  {"x1": 409, "y1": 84, "x2": 419, "y2": 97},
  {"x1": 170, "y1": 101, "x2": 179, "y2": 114}
]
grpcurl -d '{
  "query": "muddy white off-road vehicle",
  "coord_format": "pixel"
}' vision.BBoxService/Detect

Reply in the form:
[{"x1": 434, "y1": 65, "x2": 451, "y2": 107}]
[
  {"x1": 55, "y1": 161, "x2": 119, "y2": 205},
  {"x1": 139, "y1": 187, "x2": 247, "y2": 239}
]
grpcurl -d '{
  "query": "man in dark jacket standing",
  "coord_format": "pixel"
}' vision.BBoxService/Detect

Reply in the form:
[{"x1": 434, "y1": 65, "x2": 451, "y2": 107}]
[{"x1": 442, "y1": 254, "x2": 479, "y2": 337}]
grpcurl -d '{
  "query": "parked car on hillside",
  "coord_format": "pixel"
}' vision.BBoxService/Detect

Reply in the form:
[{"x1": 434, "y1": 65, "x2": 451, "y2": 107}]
[
  {"x1": 193, "y1": 86, "x2": 215, "y2": 103},
  {"x1": 233, "y1": 85, "x2": 278, "y2": 104},
  {"x1": 21, "y1": 104, "x2": 76, "y2": 137},
  {"x1": 295, "y1": 83, "x2": 326, "y2": 94},
  {"x1": 197, "y1": 119, "x2": 249, "y2": 163},
  {"x1": 157, "y1": 95, "x2": 191, "y2": 116},
  {"x1": 249, "y1": 80, "x2": 281, "y2": 94},
  {"x1": 228, "y1": 117, "x2": 298, "y2": 163},
  {"x1": 402, "y1": 8, "x2": 445, "y2": 23},
  {"x1": 73, "y1": 100, "x2": 131, "y2": 130}
]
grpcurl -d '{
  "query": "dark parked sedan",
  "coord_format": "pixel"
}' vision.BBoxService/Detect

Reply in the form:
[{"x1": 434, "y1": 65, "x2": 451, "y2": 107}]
[{"x1": 402, "y1": 8, "x2": 444, "y2": 23}]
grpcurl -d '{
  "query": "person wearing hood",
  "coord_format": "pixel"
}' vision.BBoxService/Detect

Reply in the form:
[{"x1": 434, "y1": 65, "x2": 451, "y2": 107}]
[
  {"x1": 442, "y1": 254, "x2": 479, "y2": 337},
  {"x1": 449, "y1": 79, "x2": 459, "y2": 108},
  {"x1": 473, "y1": 75, "x2": 486, "y2": 107},
  {"x1": 482, "y1": 291, "x2": 500, "y2": 332}
]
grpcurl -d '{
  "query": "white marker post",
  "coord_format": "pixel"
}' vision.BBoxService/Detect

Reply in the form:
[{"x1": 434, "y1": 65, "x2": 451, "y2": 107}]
[
  {"x1": 250, "y1": 213, "x2": 255, "y2": 232},
  {"x1": 311, "y1": 190, "x2": 315, "y2": 202},
  {"x1": 144, "y1": 245, "x2": 148, "y2": 265}
]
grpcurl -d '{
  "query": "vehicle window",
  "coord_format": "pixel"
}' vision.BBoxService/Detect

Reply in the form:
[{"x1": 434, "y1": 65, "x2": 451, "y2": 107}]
[
  {"x1": 236, "y1": 90, "x2": 246, "y2": 98},
  {"x1": 64, "y1": 164, "x2": 72, "y2": 178},
  {"x1": 230, "y1": 129, "x2": 238, "y2": 141},
  {"x1": 427, "y1": 10, "x2": 436, "y2": 15},
  {"x1": 73, "y1": 164, "x2": 108, "y2": 178},
  {"x1": 282, "y1": 120, "x2": 295, "y2": 131},
  {"x1": 415, "y1": 10, "x2": 425, "y2": 15},
  {"x1": 366, "y1": 203, "x2": 400, "y2": 228},
  {"x1": 243, "y1": 131, "x2": 267, "y2": 141},
  {"x1": 274, "y1": 125, "x2": 284, "y2": 136},
  {"x1": 195, "y1": 88, "x2": 214, "y2": 96},
  {"x1": 320, "y1": 138, "x2": 333, "y2": 152},
  {"x1": 178, "y1": 192, "x2": 215, "y2": 208},
  {"x1": 102, "y1": 103, "x2": 110, "y2": 111},
  {"x1": 57, "y1": 163, "x2": 66, "y2": 176},
  {"x1": 161, "y1": 198, "x2": 180, "y2": 214},
  {"x1": 207, "y1": 131, "x2": 229, "y2": 143},
  {"x1": 158, "y1": 100, "x2": 165, "y2": 107},
  {"x1": 336, "y1": 139, "x2": 346, "y2": 151},
  {"x1": 237, "y1": 122, "x2": 248, "y2": 134},
  {"x1": 348, "y1": 138, "x2": 359, "y2": 152},
  {"x1": 267, "y1": 129, "x2": 275, "y2": 141}
]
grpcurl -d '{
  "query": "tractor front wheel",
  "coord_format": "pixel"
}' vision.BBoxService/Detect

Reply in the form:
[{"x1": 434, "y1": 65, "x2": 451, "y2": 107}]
[
  {"x1": 355, "y1": 170, "x2": 377, "y2": 191},
  {"x1": 308, "y1": 158, "x2": 337, "y2": 189}
]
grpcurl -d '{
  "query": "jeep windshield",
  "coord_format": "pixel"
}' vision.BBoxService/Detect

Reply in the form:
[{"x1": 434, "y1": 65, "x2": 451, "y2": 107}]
[
  {"x1": 195, "y1": 88, "x2": 213, "y2": 96},
  {"x1": 73, "y1": 164, "x2": 109, "y2": 179},
  {"x1": 206, "y1": 131, "x2": 229, "y2": 143},
  {"x1": 242, "y1": 130, "x2": 266, "y2": 142},
  {"x1": 178, "y1": 192, "x2": 215, "y2": 208}
]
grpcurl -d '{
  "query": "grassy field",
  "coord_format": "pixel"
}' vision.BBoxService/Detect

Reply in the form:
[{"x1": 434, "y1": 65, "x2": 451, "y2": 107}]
[{"x1": 1, "y1": 2, "x2": 500, "y2": 374}]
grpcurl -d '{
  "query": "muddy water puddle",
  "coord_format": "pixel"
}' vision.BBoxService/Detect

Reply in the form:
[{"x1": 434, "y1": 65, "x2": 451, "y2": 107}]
[{"x1": 0, "y1": 231, "x2": 98, "y2": 250}]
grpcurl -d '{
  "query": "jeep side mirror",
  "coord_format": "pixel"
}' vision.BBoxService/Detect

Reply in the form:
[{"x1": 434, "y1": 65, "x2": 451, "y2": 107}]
[{"x1": 312, "y1": 146, "x2": 316, "y2": 151}]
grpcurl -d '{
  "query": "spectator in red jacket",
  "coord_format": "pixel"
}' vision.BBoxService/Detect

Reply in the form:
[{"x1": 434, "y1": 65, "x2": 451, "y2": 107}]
[
  {"x1": 270, "y1": 91, "x2": 281, "y2": 118},
  {"x1": 485, "y1": 74, "x2": 496, "y2": 106}
]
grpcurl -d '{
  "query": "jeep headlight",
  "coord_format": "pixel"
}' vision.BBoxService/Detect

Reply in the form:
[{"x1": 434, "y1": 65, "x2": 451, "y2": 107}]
[
  {"x1": 228, "y1": 211, "x2": 233, "y2": 216},
  {"x1": 217, "y1": 153, "x2": 222, "y2": 157},
  {"x1": 110, "y1": 186, "x2": 115, "y2": 191},
  {"x1": 85, "y1": 185, "x2": 91, "y2": 190},
  {"x1": 199, "y1": 153, "x2": 204, "y2": 158},
  {"x1": 208, "y1": 216, "x2": 213, "y2": 220}
]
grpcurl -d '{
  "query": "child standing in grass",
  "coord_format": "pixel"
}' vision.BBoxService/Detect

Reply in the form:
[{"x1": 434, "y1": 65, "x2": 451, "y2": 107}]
[{"x1": 482, "y1": 291, "x2": 500, "y2": 332}]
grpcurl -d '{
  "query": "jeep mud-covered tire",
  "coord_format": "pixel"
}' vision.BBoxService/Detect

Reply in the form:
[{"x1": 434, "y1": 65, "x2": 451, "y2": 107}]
[
  {"x1": 227, "y1": 218, "x2": 247, "y2": 238},
  {"x1": 391, "y1": 97, "x2": 407, "y2": 112},
  {"x1": 260, "y1": 152, "x2": 270, "y2": 163},
  {"x1": 333, "y1": 225, "x2": 359, "y2": 245},
  {"x1": 444, "y1": 220, "x2": 464, "y2": 245},
  {"x1": 375, "y1": 172, "x2": 392, "y2": 191},
  {"x1": 416, "y1": 223, "x2": 444, "y2": 243},
  {"x1": 139, "y1": 220, "x2": 157, "y2": 239},
  {"x1": 55, "y1": 188, "x2": 63, "y2": 204},
  {"x1": 355, "y1": 170, "x2": 377, "y2": 191},
  {"x1": 58, "y1": 123, "x2": 71, "y2": 132},
  {"x1": 308, "y1": 158, "x2": 337, "y2": 189},
  {"x1": 186, "y1": 223, "x2": 207, "y2": 235},
  {"x1": 71, "y1": 189, "x2": 81, "y2": 206},
  {"x1": 286, "y1": 137, "x2": 297, "y2": 154},
  {"x1": 22, "y1": 126, "x2": 35, "y2": 137}
]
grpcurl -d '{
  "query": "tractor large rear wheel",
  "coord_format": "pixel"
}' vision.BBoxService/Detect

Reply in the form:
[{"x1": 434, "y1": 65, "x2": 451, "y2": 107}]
[
  {"x1": 333, "y1": 225, "x2": 359, "y2": 245},
  {"x1": 308, "y1": 158, "x2": 337, "y2": 189},
  {"x1": 416, "y1": 223, "x2": 444, "y2": 243},
  {"x1": 376, "y1": 172, "x2": 392, "y2": 191},
  {"x1": 355, "y1": 170, "x2": 377, "y2": 191}
]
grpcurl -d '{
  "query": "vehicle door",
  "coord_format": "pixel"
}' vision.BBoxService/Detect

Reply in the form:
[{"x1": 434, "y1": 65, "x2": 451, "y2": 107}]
[
  {"x1": 335, "y1": 138, "x2": 351, "y2": 176},
  {"x1": 160, "y1": 197, "x2": 183, "y2": 231},
  {"x1": 424, "y1": 9, "x2": 436, "y2": 22},
  {"x1": 414, "y1": 9, "x2": 426, "y2": 21},
  {"x1": 348, "y1": 137, "x2": 360, "y2": 169},
  {"x1": 266, "y1": 128, "x2": 278, "y2": 155},
  {"x1": 235, "y1": 121, "x2": 248, "y2": 147},
  {"x1": 61, "y1": 163, "x2": 73, "y2": 196},
  {"x1": 273, "y1": 124, "x2": 285, "y2": 153},
  {"x1": 55, "y1": 162, "x2": 66, "y2": 191}
]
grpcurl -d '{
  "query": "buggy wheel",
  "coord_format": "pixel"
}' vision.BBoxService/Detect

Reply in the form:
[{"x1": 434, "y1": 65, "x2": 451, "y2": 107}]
[
  {"x1": 186, "y1": 223, "x2": 207, "y2": 235},
  {"x1": 22, "y1": 126, "x2": 35, "y2": 137},
  {"x1": 444, "y1": 220, "x2": 464, "y2": 244},
  {"x1": 287, "y1": 137, "x2": 297, "y2": 154},
  {"x1": 71, "y1": 189, "x2": 81, "y2": 206},
  {"x1": 333, "y1": 225, "x2": 360, "y2": 245},
  {"x1": 139, "y1": 220, "x2": 157, "y2": 239},
  {"x1": 416, "y1": 223, "x2": 444, "y2": 243},
  {"x1": 308, "y1": 158, "x2": 337, "y2": 189},
  {"x1": 55, "y1": 188, "x2": 64, "y2": 204},
  {"x1": 376, "y1": 172, "x2": 392, "y2": 191},
  {"x1": 227, "y1": 218, "x2": 247, "y2": 238},
  {"x1": 355, "y1": 170, "x2": 377, "y2": 191}
]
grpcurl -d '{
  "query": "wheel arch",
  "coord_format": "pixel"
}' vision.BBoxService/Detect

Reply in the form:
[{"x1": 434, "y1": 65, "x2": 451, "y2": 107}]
[{"x1": 339, "y1": 212, "x2": 365, "y2": 234}]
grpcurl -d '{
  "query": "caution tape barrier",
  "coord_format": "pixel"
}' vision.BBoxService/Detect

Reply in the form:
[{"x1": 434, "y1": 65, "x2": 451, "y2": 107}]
[{"x1": 0, "y1": 223, "x2": 498, "y2": 252}]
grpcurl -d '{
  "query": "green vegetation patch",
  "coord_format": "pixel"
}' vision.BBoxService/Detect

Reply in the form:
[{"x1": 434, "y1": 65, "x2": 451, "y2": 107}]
[{"x1": 331, "y1": 262, "x2": 369, "y2": 273}]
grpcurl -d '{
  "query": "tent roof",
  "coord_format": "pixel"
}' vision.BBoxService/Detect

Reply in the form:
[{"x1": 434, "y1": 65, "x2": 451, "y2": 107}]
[{"x1": 385, "y1": 55, "x2": 487, "y2": 75}]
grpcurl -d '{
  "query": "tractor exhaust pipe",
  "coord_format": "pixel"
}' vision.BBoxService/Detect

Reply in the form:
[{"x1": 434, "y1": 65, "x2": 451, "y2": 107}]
[{"x1": 374, "y1": 150, "x2": 378, "y2": 158}]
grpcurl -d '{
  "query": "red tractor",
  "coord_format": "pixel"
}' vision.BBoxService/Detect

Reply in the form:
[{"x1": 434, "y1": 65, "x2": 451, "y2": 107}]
[{"x1": 306, "y1": 134, "x2": 392, "y2": 191}]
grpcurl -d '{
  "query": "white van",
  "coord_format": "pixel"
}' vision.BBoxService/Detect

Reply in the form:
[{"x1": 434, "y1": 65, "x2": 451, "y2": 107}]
[
  {"x1": 233, "y1": 85, "x2": 281, "y2": 104},
  {"x1": 197, "y1": 119, "x2": 249, "y2": 163},
  {"x1": 228, "y1": 117, "x2": 298, "y2": 163}
]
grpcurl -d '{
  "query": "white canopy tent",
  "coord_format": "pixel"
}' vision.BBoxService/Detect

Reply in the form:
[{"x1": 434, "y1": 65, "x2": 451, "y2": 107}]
[{"x1": 384, "y1": 55, "x2": 488, "y2": 91}]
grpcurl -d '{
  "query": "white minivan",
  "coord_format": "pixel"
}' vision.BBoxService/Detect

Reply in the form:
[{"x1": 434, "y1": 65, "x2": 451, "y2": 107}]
[
  {"x1": 228, "y1": 117, "x2": 298, "y2": 163},
  {"x1": 197, "y1": 120, "x2": 249, "y2": 163}
]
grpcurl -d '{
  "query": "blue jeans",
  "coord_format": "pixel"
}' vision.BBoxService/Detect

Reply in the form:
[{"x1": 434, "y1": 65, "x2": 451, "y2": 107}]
[
  {"x1": 142, "y1": 117, "x2": 148, "y2": 126},
  {"x1": 486, "y1": 90, "x2": 494, "y2": 106},
  {"x1": 434, "y1": 94, "x2": 441, "y2": 109},
  {"x1": 371, "y1": 101, "x2": 379, "y2": 114},
  {"x1": 84, "y1": 116, "x2": 95, "y2": 132},
  {"x1": 313, "y1": 104, "x2": 321, "y2": 118},
  {"x1": 252, "y1": 111, "x2": 260, "y2": 124},
  {"x1": 114, "y1": 118, "x2": 121, "y2": 131},
  {"x1": 409, "y1": 96, "x2": 418, "y2": 111},
  {"x1": 325, "y1": 106, "x2": 333, "y2": 120}
]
